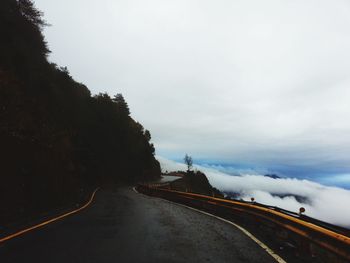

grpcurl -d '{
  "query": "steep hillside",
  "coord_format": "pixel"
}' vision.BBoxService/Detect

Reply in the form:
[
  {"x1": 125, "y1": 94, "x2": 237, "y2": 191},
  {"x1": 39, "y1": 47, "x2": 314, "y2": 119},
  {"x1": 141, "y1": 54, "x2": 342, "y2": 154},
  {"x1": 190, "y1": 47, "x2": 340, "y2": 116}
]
[{"x1": 0, "y1": 0, "x2": 160, "y2": 224}]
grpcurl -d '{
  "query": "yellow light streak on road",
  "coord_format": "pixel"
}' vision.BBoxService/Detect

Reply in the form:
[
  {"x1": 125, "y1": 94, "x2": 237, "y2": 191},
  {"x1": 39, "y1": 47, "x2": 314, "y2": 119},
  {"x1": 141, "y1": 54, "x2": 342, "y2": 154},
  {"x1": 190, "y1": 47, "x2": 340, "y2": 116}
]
[{"x1": 0, "y1": 188, "x2": 99, "y2": 244}]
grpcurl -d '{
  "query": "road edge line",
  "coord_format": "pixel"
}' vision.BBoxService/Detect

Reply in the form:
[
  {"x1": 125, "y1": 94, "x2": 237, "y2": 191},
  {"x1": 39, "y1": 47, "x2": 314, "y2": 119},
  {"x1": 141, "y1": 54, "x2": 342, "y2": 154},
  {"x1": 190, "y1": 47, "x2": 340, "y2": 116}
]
[
  {"x1": 0, "y1": 187, "x2": 100, "y2": 244},
  {"x1": 133, "y1": 186, "x2": 287, "y2": 263}
]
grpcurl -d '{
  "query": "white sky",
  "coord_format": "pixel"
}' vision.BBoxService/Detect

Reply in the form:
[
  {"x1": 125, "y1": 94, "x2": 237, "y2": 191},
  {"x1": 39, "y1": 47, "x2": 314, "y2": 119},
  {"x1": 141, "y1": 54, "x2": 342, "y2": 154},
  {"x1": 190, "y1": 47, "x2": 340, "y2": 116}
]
[{"x1": 33, "y1": 0, "x2": 350, "y2": 177}]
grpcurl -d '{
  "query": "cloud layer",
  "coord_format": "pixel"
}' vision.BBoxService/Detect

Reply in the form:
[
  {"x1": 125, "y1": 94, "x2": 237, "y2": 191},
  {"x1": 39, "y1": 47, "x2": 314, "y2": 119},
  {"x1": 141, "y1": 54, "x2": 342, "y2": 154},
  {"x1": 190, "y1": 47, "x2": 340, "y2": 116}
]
[
  {"x1": 33, "y1": 0, "x2": 350, "y2": 175},
  {"x1": 158, "y1": 156, "x2": 350, "y2": 228}
]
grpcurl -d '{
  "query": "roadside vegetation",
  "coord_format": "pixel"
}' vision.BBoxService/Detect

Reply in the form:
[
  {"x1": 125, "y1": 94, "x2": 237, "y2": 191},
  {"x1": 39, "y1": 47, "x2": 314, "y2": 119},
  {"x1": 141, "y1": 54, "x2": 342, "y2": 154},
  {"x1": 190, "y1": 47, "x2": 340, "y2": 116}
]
[{"x1": 0, "y1": 0, "x2": 160, "y2": 225}]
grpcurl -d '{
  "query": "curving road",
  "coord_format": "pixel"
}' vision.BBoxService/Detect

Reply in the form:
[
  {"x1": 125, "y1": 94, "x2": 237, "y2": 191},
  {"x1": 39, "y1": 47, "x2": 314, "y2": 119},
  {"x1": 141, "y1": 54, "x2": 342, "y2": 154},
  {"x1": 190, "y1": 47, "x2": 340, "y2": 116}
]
[{"x1": 0, "y1": 187, "x2": 277, "y2": 263}]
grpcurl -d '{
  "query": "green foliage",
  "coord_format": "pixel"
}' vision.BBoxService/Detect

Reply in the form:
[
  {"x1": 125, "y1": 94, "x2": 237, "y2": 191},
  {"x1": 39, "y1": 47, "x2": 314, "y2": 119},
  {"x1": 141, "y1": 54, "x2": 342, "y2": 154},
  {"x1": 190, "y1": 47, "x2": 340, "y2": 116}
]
[{"x1": 0, "y1": 0, "x2": 160, "y2": 224}]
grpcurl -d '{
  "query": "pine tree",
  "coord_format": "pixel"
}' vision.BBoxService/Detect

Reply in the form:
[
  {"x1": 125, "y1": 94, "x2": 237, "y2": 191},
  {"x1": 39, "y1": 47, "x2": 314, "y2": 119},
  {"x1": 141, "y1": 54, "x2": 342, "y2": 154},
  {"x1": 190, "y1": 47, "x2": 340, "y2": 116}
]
[{"x1": 113, "y1": 94, "x2": 130, "y2": 117}]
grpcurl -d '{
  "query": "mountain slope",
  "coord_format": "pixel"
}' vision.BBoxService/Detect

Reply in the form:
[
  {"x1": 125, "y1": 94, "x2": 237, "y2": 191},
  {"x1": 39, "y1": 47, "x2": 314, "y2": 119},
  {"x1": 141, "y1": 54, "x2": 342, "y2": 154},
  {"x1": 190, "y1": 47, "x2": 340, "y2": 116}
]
[{"x1": 0, "y1": 0, "x2": 160, "y2": 225}]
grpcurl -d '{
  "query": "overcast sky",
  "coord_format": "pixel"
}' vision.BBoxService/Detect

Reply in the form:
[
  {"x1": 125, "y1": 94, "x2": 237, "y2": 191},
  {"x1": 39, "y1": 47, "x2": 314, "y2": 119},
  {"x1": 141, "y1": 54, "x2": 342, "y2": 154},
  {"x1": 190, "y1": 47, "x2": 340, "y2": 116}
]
[{"x1": 34, "y1": 0, "x2": 350, "y2": 178}]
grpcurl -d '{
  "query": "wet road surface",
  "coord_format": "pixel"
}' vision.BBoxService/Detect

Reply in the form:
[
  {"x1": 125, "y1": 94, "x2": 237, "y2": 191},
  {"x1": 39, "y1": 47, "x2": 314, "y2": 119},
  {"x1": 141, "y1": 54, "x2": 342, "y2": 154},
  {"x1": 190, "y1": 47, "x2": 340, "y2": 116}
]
[{"x1": 1, "y1": 187, "x2": 277, "y2": 263}]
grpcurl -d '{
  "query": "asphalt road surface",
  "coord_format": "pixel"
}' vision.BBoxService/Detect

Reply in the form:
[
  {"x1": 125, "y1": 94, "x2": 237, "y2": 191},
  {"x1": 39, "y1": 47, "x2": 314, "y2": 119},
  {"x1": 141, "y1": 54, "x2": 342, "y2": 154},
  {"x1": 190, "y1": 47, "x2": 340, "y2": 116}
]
[{"x1": 0, "y1": 187, "x2": 277, "y2": 263}]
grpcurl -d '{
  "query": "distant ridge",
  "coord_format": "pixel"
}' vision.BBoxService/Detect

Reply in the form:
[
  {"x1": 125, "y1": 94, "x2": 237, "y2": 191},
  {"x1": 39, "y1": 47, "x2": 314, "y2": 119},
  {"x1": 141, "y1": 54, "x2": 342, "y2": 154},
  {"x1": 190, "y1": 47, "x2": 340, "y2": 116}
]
[{"x1": 263, "y1": 174, "x2": 281, "y2": 179}]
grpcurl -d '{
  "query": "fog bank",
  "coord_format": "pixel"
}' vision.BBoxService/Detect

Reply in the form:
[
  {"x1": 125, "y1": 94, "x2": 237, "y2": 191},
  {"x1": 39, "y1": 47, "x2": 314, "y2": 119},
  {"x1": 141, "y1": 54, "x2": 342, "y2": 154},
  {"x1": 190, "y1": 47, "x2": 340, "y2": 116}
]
[{"x1": 158, "y1": 156, "x2": 350, "y2": 228}]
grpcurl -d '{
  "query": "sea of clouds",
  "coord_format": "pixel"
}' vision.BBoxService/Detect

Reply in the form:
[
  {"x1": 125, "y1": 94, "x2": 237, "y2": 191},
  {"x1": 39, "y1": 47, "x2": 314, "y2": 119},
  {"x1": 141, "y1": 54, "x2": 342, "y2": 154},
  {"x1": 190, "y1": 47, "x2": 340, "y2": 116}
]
[{"x1": 157, "y1": 156, "x2": 350, "y2": 228}]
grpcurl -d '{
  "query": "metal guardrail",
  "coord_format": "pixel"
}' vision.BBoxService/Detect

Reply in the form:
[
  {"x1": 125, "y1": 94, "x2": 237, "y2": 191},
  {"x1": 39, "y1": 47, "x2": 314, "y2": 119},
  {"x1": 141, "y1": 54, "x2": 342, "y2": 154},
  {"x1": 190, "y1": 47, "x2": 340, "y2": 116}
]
[{"x1": 137, "y1": 184, "x2": 350, "y2": 262}]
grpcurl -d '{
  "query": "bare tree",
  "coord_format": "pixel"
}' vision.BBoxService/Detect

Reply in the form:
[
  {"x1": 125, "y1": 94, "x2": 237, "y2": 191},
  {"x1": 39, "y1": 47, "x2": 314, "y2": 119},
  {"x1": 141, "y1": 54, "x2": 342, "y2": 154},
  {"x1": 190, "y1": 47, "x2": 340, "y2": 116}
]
[{"x1": 184, "y1": 154, "x2": 193, "y2": 172}]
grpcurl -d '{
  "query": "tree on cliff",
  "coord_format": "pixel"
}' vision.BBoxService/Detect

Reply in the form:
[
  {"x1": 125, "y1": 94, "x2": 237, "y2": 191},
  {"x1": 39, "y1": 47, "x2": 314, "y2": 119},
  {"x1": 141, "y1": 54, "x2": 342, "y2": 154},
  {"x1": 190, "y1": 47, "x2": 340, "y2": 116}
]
[
  {"x1": 184, "y1": 154, "x2": 193, "y2": 172},
  {"x1": 113, "y1": 93, "x2": 130, "y2": 117}
]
